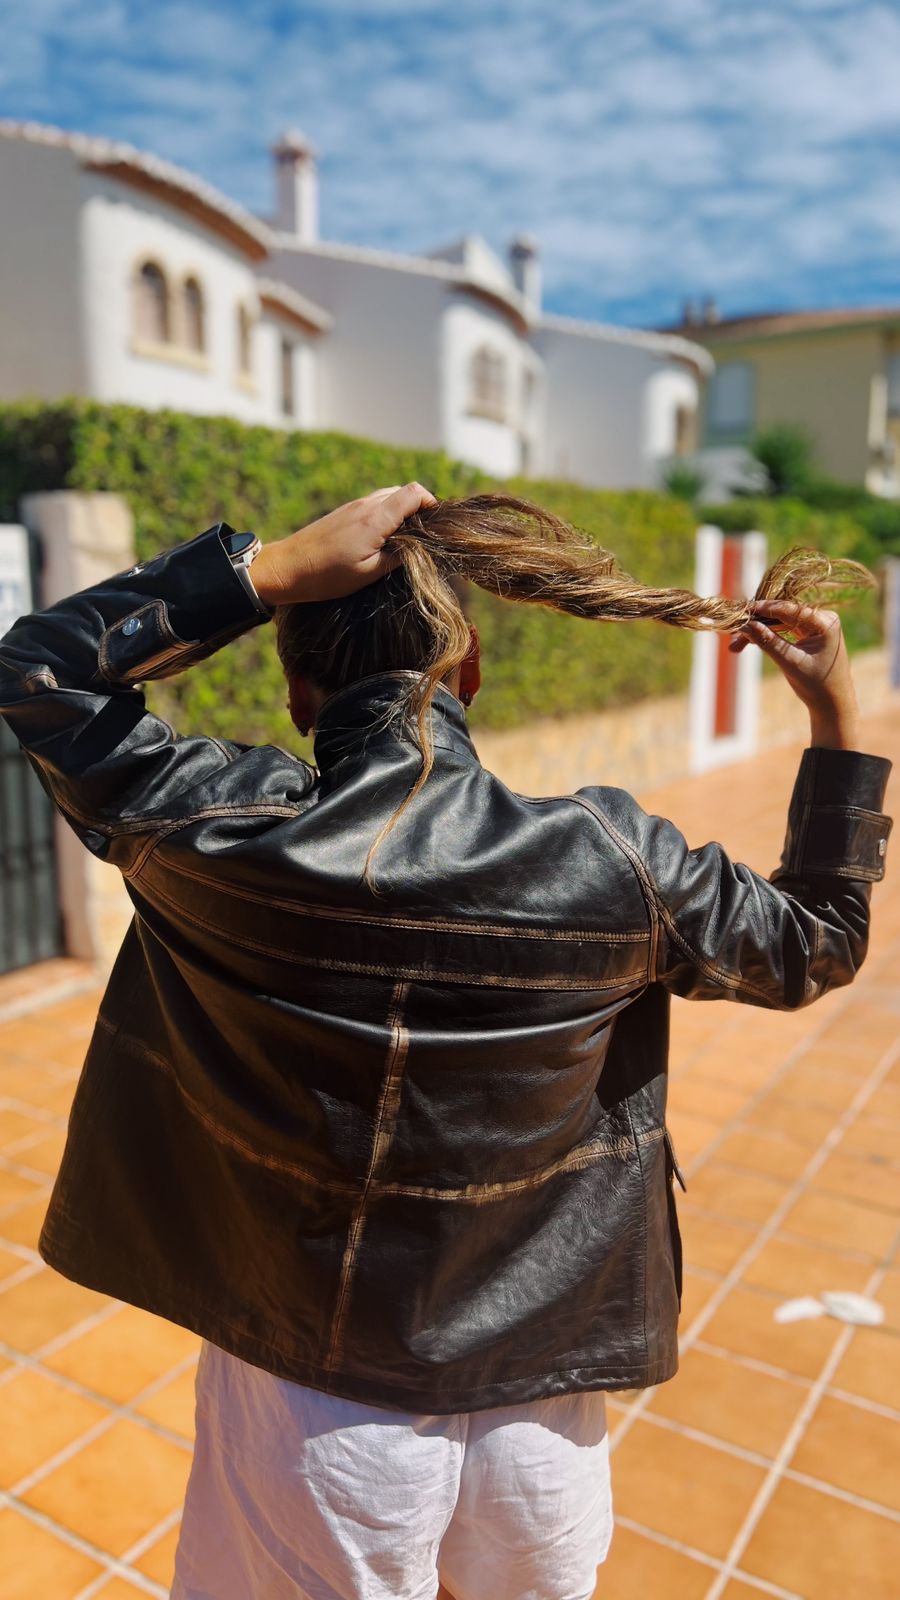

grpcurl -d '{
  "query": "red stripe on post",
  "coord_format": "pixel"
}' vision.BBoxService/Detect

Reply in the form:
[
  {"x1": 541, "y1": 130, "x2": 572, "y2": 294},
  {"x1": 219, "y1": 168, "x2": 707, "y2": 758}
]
[{"x1": 713, "y1": 535, "x2": 743, "y2": 738}]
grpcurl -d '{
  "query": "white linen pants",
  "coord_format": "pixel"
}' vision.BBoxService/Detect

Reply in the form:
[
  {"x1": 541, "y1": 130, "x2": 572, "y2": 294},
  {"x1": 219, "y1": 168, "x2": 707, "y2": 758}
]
[{"x1": 170, "y1": 1339, "x2": 614, "y2": 1600}]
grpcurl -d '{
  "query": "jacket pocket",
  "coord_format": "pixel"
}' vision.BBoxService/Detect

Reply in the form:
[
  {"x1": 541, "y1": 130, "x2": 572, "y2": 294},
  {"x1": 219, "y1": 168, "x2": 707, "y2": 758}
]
[
  {"x1": 663, "y1": 1128, "x2": 685, "y2": 1308},
  {"x1": 664, "y1": 1127, "x2": 687, "y2": 1192}
]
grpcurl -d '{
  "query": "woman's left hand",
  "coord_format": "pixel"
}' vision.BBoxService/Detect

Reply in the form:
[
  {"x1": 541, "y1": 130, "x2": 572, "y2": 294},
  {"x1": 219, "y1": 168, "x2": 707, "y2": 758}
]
[{"x1": 251, "y1": 482, "x2": 437, "y2": 607}]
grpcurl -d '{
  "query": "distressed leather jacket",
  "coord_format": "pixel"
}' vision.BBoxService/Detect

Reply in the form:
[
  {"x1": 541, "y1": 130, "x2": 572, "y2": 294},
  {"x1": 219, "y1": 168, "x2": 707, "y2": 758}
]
[{"x1": 0, "y1": 523, "x2": 892, "y2": 1412}]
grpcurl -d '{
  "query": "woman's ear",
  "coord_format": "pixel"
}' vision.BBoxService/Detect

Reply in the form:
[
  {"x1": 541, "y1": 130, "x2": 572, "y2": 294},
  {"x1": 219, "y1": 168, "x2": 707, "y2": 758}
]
[{"x1": 287, "y1": 675, "x2": 318, "y2": 737}]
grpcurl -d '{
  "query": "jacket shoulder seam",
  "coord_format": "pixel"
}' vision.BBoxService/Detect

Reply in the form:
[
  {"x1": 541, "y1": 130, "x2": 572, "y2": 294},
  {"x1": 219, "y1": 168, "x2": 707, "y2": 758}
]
[
  {"x1": 562, "y1": 792, "x2": 780, "y2": 1005},
  {"x1": 559, "y1": 792, "x2": 658, "y2": 983}
]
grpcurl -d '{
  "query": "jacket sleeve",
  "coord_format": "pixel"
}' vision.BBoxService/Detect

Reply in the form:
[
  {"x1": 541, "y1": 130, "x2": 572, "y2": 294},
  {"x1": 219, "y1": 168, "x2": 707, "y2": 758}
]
[
  {"x1": 582, "y1": 746, "x2": 892, "y2": 1009},
  {"x1": 0, "y1": 523, "x2": 274, "y2": 872}
]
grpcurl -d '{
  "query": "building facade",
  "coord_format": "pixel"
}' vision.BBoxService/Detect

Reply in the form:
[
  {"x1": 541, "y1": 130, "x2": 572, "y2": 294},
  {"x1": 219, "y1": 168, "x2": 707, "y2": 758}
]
[
  {"x1": 675, "y1": 303, "x2": 900, "y2": 498},
  {"x1": 0, "y1": 120, "x2": 711, "y2": 490}
]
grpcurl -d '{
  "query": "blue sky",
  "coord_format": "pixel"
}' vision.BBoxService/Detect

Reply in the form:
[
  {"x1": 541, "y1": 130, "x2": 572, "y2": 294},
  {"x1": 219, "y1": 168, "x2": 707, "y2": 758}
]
[{"x1": 2, "y1": 0, "x2": 899, "y2": 327}]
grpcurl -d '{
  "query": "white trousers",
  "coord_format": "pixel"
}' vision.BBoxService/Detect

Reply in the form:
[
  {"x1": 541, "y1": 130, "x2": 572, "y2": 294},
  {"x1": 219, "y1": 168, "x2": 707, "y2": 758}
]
[{"x1": 171, "y1": 1340, "x2": 614, "y2": 1600}]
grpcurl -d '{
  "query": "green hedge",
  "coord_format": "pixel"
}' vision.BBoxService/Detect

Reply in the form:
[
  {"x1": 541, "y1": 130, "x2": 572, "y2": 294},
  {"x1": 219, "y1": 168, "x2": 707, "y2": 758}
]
[{"x1": 0, "y1": 401, "x2": 886, "y2": 747}]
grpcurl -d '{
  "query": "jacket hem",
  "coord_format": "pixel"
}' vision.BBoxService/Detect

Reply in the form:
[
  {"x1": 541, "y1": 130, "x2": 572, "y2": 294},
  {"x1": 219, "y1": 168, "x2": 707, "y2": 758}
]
[{"x1": 38, "y1": 1217, "x2": 678, "y2": 1414}]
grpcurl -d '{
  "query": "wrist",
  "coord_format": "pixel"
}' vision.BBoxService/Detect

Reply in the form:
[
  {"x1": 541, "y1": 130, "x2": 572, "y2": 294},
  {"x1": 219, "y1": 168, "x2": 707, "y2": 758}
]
[
  {"x1": 246, "y1": 543, "x2": 283, "y2": 610},
  {"x1": 808, "y1": 703, "x2": 861, "y2": 751}
]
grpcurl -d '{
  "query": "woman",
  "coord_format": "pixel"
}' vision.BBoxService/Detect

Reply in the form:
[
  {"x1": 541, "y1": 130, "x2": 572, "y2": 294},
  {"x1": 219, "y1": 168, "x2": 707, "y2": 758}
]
[{"x1": 0, "y1": 483, "x2": 892, "y2": 1600}]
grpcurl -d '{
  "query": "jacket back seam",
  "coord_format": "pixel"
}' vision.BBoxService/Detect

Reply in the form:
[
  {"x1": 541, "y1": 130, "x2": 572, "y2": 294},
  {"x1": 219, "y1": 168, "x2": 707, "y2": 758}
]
[
  {"x1": 325, "y1": 980, "x2": 410, "y2": 1379},
  {"x1": 142, "y1": 851, "x2": 650, "y2": 943},
  {"x1": 132, "y1": 878, "x2": 646, "y2": 989},
  {"x1": 96, "y1": 1016, "x2": 665, "y2": 1202}
]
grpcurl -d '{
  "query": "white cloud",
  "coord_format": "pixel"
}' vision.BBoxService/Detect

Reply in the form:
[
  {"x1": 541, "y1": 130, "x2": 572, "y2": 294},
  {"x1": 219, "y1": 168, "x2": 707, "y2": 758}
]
[{"x1": 1, "y1": 0, "x2": 898, "y2": 323}]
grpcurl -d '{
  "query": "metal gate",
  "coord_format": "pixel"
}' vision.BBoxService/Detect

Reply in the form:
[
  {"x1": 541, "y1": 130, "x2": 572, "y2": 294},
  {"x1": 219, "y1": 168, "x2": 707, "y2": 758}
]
[{"x1": 0, "y1": 525, "x2": 63, "y2": 974}]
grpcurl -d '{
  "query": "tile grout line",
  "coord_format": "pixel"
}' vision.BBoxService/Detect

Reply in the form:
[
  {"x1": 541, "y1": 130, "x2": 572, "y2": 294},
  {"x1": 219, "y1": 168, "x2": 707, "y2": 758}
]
[
  {"x1": 672, "y1": 1174, "x2": 900, "y2": 1234},
  {"x1": 782, "y1": 1463, "x2": 900, "y2": 1525},
  {"x1": 0, "y1": 1490, "x2": 169, "y2": 1599},
  {"x1": 609, "y1": 1026, "x2": 900, "y2": 1458},
  {"x1": 119, "y1": 1503, "x2": 184, "y2": 1566},
  {"x1": 678, "y1": 956, "x2": 900, "y2": 1187},
  {"x1": 0, "y1": 1339, "x2": 199, "y2": 1482},
  {"x1": 692, "y1": 1023, "x2": 900, "y2": 1600},
  {"x1": 0, "y1": 1258, "x2": 46, "y2": 1296},
  {"x1": 1, "y1": 1295, "x2": 125, "y2": 1372},
  {"x1": 0, "y1": 1150, "x2": 68, "y2": 1185},
  {"x1": 0, "y1": 973, "x2": 101, "y2": 1025},
  {"x1": 0, "y1": 1236, "x2": 42, "y2": 1268},
  {"x1": 8, "y1": 1344, "x2": 200, "y2": 1497},
  {"x1": 0, "y1": 1095, "x2": 68, "y2": 1128},
  {"x1": 71, "y1": 1504, "x2": 191, "y2": 1600},
  {"x1": 611, "y1": 1513, "x2": 805, "y2": 1600},
  {"x1": 627, "y1": 1403, "x2": 900, "y2": 1524},
  {"x1": 701, "y1": 1227, "x2": 900, "y2": 1600},
  {"x1": 691, "y1": 1337, "x2": 900, "y2": 1423}
]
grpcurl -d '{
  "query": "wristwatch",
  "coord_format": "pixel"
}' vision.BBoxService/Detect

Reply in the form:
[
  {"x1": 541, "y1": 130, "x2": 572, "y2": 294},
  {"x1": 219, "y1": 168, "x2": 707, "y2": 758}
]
[{"x1": 218, "y1": 524, "x2": 274, "y2": 619}]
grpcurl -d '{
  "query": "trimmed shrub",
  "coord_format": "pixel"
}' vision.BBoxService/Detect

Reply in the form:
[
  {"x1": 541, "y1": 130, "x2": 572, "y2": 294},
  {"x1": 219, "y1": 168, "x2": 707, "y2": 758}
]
[{"x1": 0, "y1": 401, "x2": 885, "y2": 747}]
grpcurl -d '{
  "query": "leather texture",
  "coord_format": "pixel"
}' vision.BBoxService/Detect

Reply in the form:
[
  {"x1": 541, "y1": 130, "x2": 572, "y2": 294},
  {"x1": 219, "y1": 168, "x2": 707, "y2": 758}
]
[{"x1": 0, "y1": 524, "x2": 893, "y2": 1413}]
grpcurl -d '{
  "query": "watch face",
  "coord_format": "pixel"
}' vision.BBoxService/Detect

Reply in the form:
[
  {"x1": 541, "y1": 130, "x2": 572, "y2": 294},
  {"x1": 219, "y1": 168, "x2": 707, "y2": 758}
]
[{"x1": 221, "y1": 528, "x2": 257, "y2": 559}]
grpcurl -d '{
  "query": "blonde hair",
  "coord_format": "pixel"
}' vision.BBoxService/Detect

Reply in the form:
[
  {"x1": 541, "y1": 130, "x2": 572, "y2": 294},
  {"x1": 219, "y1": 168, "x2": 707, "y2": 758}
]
[{"x1": 275, "y1": 491, "x2": 876, "y2": 886}]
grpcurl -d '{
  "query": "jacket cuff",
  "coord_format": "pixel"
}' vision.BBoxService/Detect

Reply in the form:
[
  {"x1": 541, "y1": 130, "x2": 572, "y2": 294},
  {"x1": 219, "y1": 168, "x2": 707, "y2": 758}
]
[
  {"x1": 776, "y1": 745, "x2": 893, "y2": 883},
  {"x1": 99, "y1": 524, "x2": 269, "y2": 684}
]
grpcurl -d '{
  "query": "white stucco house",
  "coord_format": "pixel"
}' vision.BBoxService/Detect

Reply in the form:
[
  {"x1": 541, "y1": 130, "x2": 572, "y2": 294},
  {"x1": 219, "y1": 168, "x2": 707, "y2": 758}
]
[{"x1": 0, "y1": 120, "x2": 711, "y2": 487}]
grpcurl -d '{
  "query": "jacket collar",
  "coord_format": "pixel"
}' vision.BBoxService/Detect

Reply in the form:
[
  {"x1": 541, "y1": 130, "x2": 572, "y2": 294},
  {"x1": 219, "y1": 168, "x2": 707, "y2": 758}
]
[{"x1": 312, "y1": 670, "x2": 481, "y2": 773}]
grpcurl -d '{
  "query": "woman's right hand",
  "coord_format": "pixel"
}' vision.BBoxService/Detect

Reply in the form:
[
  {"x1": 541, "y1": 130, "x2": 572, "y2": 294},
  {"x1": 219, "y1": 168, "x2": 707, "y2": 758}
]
[
  {"x1": 251, "y1": 483, "x2": 436, "y2": 608},
  {"x1": 728, "y1": 598, "x2": 861, "y2": 745}
]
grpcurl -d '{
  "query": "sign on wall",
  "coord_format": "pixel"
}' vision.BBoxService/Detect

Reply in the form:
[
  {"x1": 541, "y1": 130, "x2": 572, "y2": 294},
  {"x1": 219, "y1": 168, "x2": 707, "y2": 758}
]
[
  {"x1": 0, "y1": 524, "x2": 33, "y2": 639},
  {"x1": 689, "y1": 524, "x2": 767, "y2": 774}
]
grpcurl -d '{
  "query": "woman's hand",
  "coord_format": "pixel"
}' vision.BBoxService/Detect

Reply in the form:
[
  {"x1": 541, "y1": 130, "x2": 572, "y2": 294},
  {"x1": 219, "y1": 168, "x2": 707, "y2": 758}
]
[
  {"x1": 251, "y1": 482, "x2": 437, "y2": 607},
  {"x1": 728, "y1": 597, "x2": 861, "y2": 749}
]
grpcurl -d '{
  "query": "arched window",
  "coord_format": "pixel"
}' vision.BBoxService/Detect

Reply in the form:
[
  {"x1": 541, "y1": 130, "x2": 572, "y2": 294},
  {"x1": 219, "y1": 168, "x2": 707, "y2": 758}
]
[
  {"x1": 134, "y1": 261, "x2": 170, "y2": 344},
  {"x1": 182, "y1": 276, "x2": 205, "y2": 353},
  {"x1": 237, "y1": 305, "x2": 253, "y2": 377},
  {"x1": 469, "y1": 345, "x2": 508, "y2": 421}
]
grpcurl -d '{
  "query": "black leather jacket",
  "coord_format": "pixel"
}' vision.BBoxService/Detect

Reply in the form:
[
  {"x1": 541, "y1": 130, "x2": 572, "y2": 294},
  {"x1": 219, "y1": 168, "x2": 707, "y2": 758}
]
[{"x1": 0, "y1": 524, "x2": 892, "y2": 1412}]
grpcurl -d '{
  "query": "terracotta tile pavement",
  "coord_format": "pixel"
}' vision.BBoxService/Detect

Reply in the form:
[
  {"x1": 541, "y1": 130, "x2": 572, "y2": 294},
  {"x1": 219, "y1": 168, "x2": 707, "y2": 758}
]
[{"x1": 0, "y1": 705, "x2": 897, "y2": 1599}]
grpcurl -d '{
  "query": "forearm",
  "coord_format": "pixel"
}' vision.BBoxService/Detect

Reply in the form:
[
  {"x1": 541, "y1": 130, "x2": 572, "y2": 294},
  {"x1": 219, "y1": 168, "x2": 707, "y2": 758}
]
[
  {"x1": 808, "y1": 703, "x2": 861, "y2": 752},
  {"x1": 0, "y1": 524, "x2": 267, "y2": 850},
  {"x1": 806, "y1": 667, "x2": 862, "y2": 752}
]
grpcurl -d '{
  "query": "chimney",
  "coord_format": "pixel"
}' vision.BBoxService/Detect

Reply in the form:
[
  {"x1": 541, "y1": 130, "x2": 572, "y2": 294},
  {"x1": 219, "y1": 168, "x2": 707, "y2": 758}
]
[
  {"x1": 273, "y1": 129, "x2": 319, "y2": 242},
  {"x1": 702, "y1": 295, "x2": 720, "y2": 325},
  {"x1": 509, "y1": 233, "x2": 541, "y2": 312},
  {"x1": 681, "y1": 297, "x2": 698, "y2": 326}
]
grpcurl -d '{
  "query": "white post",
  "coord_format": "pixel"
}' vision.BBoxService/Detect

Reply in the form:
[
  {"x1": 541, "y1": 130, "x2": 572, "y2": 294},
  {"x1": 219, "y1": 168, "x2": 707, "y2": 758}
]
[
  {"x1": 689, "y1": 524, "x2": 767, "y2": 774},
  {"x1": 19, "y1": 491, "x2": 137, "y2": 970},
  {"x1": 0, "y1": 524, "x2": 33, "y2": 633}
]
